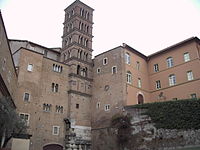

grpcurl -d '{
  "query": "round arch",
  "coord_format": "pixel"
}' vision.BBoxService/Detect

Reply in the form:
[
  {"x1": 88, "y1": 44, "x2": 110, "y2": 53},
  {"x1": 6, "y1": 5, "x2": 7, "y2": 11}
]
[{"x1": 136, "y1": 91, "x2": 145, "y2": 104}]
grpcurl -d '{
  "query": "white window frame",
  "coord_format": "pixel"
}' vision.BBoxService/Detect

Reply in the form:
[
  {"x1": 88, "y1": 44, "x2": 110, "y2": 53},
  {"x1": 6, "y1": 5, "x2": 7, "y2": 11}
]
[
  {"x1": 23, "y1": 92, "x2": 30, "y2": 101},
  {"x1": 104, "y1": 104, "x2": 110, "y2": 111},
  {"x1": 97, "y1": 68, "x2": 101, "y2": 74},
  {"x1": 103, "y1": 57, "x2": 108, "y2": 65},
  {"x1": 126, "y1": 71, "x2": 132, "y2": 84},
  {"x1": 125, "y1": 53, "x2": 130, "y2": 65},
  {"x1": 156, "y1": 80, "x2": 161, "y2": 89},
  {"x1": 52, "y1": 126, "x2": 60, "y2": 135},
  {"x1": 184, "y1": 52, "x2": 190, "y2": 62},
  {"x1": 187, "y1": 71, "x2": 194, "y2": 81},
  {"x1": 169, "y1": 74, "x2": 176, "y2": 86},
  {"x1": 27, "y1": 64, "x2": 33, "y2": 72},
  {"x1": 166, "y1": 57, "x2": 173, "y2": 68},
  {"x1": 112, "y1": 66, "x2": 117, "y2": 74},
  {"x1": 19, "y1": 113, "x2": 30, "y2": 126},
  {"x1": 154, "y1": 64, "x2": 159, "y2": 72}
]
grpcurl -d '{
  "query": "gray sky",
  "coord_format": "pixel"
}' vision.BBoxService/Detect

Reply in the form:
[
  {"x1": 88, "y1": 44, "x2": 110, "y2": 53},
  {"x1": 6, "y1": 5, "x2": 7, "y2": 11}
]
[{"x1": 1, "y1": 0, "x2": 200, "y2": 56}]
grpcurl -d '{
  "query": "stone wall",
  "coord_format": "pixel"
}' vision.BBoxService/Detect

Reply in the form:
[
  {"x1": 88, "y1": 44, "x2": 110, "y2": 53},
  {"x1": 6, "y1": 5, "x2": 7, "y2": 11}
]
[{"x1": 126, "y1": 107, "x2": 200, "y2": 150}]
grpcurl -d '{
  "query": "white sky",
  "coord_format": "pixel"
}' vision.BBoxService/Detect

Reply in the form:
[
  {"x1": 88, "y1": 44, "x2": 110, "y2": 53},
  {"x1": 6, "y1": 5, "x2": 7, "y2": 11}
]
[{"x1": 1, "y1": 0, "x2": 200, "y2": 56}]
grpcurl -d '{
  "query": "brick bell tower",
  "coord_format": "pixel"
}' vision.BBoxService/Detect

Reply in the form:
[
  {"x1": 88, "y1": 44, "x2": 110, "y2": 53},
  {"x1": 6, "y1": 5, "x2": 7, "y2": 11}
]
[{"x1": 61, "y1": 0, "x2": 94, "y2": 149}]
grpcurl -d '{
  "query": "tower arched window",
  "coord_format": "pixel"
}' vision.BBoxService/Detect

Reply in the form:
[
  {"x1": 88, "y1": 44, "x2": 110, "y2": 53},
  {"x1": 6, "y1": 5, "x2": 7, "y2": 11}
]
[
  {"x1": 80, "y1": 37, "x2": 83, "y2": 45},
  {"x1": 68, "y1": 50, "x2": 71, "y2": 58},
  {"x1": 79, "y1": 22, "x2": 81, "y2": 30},
  {"x1": 81, "y1": 23, "x2": 84, "y2": 31},
  {"x1": 84, "y1": 24, "x2": 87, "y2": 32},
  {"x1": 77, "y1": 65, "x2": 80, "y2": 75},
  {"x1": 86, "y1": 26, "x2": 89, "y2": 33},
  {"x1": 80, "y1": 50, "x2": 82, "y2": 59},
  {"x1": 85, "y1": 53, "x2": 88, "y2": 61},
  {"x1": 85, "y1": 39, "x2": 88, "y2": 47}
]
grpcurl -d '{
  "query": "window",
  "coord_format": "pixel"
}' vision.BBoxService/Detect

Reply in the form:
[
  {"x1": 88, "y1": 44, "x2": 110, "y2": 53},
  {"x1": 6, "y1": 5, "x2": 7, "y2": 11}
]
[
  {"x1": 172, "y1": 98, "x2": 178, "y2": 100},
  {"x1": 76, "y1": 104, "x2": 79, "y2": 109},
  {"x1": 103, "y1": 58, "x2": 108, "y2": 65},
  {"x1": 52, "y1": 126, "x2": 60, "y2": 135},
  {"x1": 96, "y1": 102, "x2": 100, "y2": 109},
  {"x1": 187, "y1": 71, "x2": 194, "y2": 81},
  {"x1": 104, "y1": 104, "x2": 110, "y2": 111},
  {"x1": 166, "y1": 57, "x2": 173, "y2": 68},
  {"x1": 52, "y1": 83, "x2": 59, "y2": 92},
  {"x1": 184, "y1": 52, "x2": 190, "y2": 62},
  {"x1": 169, "y1": 74, "x2": 176, "y2": 86},
  {"x1": 138, "y1": 78, "x2": 141, "y2": 88},
  {"x1": 191, "y1": 93, "x2": 197, "y2": 99},
  {"x1": 53, "y1": 64, "x2": 62, "y2": 73},
  {"x1": 43, "y1": 103, "x2": 52, "y2": 112},
  {"x1": 136, "y1": 61, "x2": 140, "y2": 70},
  {"x1": 23, "y1": 93, "x2": 30, "y2": 101},
  {"x1": 154, "y1": 64, "x2": 159, "y2": 72},
  {"x1": 126, "y1": 71, "x2": 132, "y2": 84},
  {"x1": 19, "y1": 113, "x2": 30, "y2": 126},
  {"x1": 112, "y1": 66, "x2": 117, "y2": 74},
  {"x1": 125, "y1": 53, "x2": 130, "y2": 64},
  {"x1": 97, "y1": 68, "x2": 101, "y2": 74},
  {"x1": 27, "y1": 64, "x2": 33, "y2": 72},
  {"x1": 156, "y1": 80, "x2": 161, "y2": 89},
  {"x1": 56, "y1": 105, "x2": 63, "y2": 113}
]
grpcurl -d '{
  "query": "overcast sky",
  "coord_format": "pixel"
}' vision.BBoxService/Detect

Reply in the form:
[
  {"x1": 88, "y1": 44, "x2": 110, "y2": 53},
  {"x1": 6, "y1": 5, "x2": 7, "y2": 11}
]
[{"x1": 1, "y1": 0, "x2": 200, "y2": 56}]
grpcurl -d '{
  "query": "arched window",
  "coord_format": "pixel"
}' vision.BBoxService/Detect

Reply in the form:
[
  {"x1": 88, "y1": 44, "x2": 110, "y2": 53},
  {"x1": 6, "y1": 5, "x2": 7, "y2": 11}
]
[
  {"x1": 68, "y1": 50, "x2": 71, "y2": 58},
  {"x1": 80, "y1": 37, "x2": 83, "y2": 45},
  {"x1": 79, "y1": 22, "x2": 82, "y2": 30},
  {"x1": 77, "y1": 65, "x2": 80, "y2": 75},
  {"x1": 87, "y1": 12, "x2": 90, "y2": 20},
  {"x1": 138, "y1": 94, "x2": 144, "y2": 104},
  {"x1": 126, "y1": 71, "x2": 132, "y2": 84},
  {"x1": 166, "y1": 57, "x2": 173, "y2": 68},
  {"x1": 86, "y1": 26, "x2": 89, "y2": 33},
  {"x1": 85, "y1": 53, "x2": 88, "y2": 61},
  {"x1": 80, "y1": 50, "x2": 82, "y2": 59},
  {"x1": 85, "y1": 39, "x2": 88, "y2": 47},
  {"x1": 81, "y1": 23, "x2": 84, "y2": 31}
]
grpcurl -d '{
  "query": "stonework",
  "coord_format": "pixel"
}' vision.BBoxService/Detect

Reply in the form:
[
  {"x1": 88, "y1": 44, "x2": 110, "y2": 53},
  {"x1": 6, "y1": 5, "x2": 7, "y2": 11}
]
[{"x1": 0, "y1": 0, "x2": 200, "y2": 150}]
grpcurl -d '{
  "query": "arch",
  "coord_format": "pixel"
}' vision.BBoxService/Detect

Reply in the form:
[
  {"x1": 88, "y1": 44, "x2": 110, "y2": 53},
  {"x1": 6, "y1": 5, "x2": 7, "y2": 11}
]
[
  {"x1": 81, "y1": 23, "x2": 84, "y2": 31},
  {"x1": 85, "y1": 39, "x2": 88, "y2": 47},
  {"x1": 85, "y1": 53, "x2": 88, "y2": 61},
  {"x1": 43, "y1": 144, "x2": 63, "y2": 150},
  {"x1": 86, "y1": 26, "x2": 89, "y2": 33},
  {"x1": 138, "y1": 94, "x2": 144, "y2": 104},
  {"x1": 80, "y1": 50, "x2": 82, "y2": 59},
  {"x1": 77, "y1": 65, "x2": 80, "y2": 75}
]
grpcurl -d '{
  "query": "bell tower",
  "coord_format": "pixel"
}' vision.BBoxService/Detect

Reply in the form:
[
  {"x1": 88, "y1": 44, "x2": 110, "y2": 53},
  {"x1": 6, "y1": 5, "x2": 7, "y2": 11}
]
[{"x1": 61, "y1": 0, "x2": 94, "y2": 149}]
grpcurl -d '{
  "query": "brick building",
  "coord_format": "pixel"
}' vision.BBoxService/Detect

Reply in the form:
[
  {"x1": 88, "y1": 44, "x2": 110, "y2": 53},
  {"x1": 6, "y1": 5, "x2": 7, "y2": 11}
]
[{"x1": 0, "y1": 0, "x2": 200, "y2": 150}]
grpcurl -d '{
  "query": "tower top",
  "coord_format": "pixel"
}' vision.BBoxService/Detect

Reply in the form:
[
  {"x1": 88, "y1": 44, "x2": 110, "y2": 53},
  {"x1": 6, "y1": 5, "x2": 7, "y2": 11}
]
[{"x1": 65, "y1": 0, "x2": 94, "y2": 12}]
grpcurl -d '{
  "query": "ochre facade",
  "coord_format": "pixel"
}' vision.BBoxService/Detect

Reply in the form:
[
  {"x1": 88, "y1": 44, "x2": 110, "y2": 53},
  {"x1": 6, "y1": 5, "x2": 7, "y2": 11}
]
[{"x1": 0, "y1": 1, "x2": 200, "y2": 150}]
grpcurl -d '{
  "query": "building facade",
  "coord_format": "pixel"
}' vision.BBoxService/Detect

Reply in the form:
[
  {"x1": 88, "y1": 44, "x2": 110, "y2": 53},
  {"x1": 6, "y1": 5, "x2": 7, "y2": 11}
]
[{"x1": 0, "y1": 0, "x2": 200, "y2": 150}]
